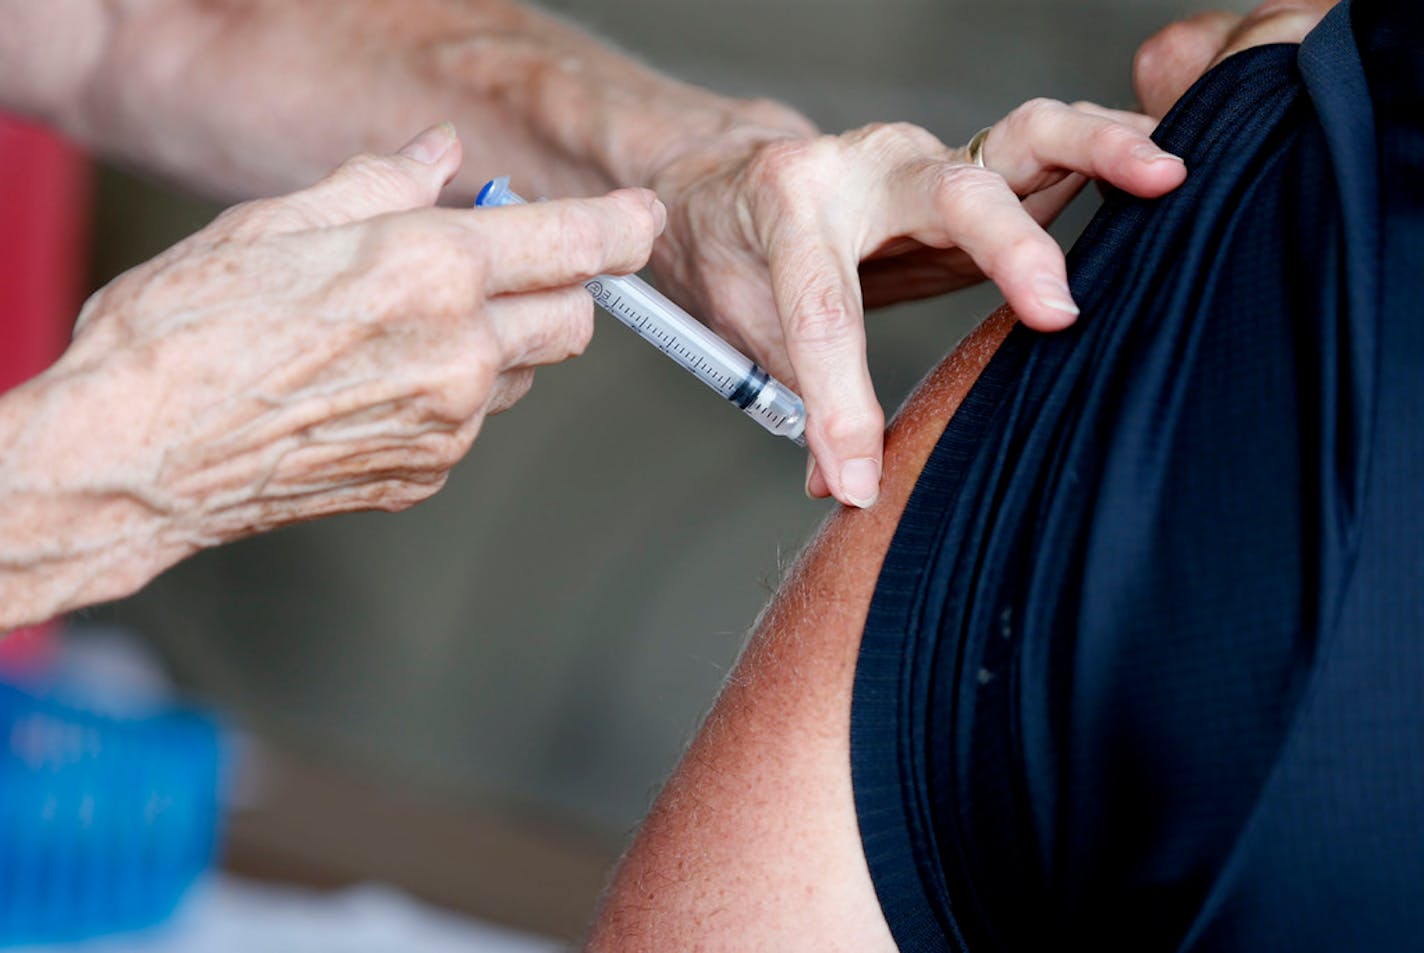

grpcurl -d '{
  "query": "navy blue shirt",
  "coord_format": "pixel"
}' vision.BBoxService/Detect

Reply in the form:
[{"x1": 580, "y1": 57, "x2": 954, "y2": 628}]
[{"x1": 851, "y1": 3, "x2": 1424, "y2": 949}]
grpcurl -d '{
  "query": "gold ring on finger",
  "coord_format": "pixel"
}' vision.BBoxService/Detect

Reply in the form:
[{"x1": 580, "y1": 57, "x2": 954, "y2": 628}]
[{"x1": 966, "y1": 126, "x2": 993, "y2": 169}]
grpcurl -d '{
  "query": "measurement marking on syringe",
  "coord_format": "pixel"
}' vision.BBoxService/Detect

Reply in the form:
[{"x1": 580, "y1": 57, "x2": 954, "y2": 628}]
[
  {"x1": 476, "y1": 177, "x2": 806, "y2": 445},
  {"x1": 604, "y1": 295, "x2": 739, "y2": 393}
]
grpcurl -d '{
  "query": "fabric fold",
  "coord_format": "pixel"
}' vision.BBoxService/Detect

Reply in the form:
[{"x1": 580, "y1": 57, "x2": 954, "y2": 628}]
[{"x1": 851, "y1": 3, "x2": 1421, "y2": 950}]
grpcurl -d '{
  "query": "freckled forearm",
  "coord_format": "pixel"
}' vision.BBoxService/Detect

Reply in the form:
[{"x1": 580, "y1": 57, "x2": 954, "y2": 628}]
[{"x1": 15, "y1": 0, "x2": 812, "y2": 203}]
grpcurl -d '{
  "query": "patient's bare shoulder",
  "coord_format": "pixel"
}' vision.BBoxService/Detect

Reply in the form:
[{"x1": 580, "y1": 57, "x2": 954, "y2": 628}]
[{"x1": 584, "y1": 308, "x2": 1015, "y2": 953}]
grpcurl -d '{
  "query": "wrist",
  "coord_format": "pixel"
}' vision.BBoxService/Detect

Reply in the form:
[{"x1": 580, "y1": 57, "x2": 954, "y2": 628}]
[
  {"x1": 619, "y1": 95, "x2": 819, "y2": 191},
  {"x1": 422, "y1": 1, "x2": 816, "y2": 194},
  {"x1": 0, "y1": 352, "x2": 191, "y2": 629}
]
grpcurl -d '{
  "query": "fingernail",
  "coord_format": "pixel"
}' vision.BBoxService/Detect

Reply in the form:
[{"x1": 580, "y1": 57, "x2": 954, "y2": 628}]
[
  {"x1": 840, "y1": 458, "x2": 881, "y2": 509},
  {"x1": 1133, "y1": 144, "x2": 1185, "y2": 164},
  {"x1": 805, "y1": 456, "x2": 819, "y2": 499},
  {"x1": 650, "y1": 197, "x2": 668, "y2": 236},
  {"x1": 1034, "y1": 276, "x2": 1081, "y2": 317},
  {"x1": 399, "y1": 121, "x2": 457, "y2": 164}
]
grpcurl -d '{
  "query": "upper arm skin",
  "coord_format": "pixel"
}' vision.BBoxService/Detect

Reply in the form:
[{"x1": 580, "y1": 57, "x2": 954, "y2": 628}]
[{"x1": 585, "y1": 308, "x2": 1016, "y2": 953}]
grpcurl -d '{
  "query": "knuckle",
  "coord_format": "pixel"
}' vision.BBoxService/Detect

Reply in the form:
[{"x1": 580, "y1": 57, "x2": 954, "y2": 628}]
[
  {"x1": 464, "y1": 345, "x2": 501, "y2": 397},
  {"x1": 747, "y1": 138, "x2": 829, "y2": 193},
  {"x1": 375, "y1": 494, "x2": 415, "y2": 515},
  {"x1": 371, "y1": 220, "x2": 479, "y2": 314},
  {"x1": 1023, "y1": 96, "x2": 1067, "y2": 118},
  {"x1": 933, "y1": 164, "x2": 1007, "y2": 207},
  {"x1": 508, "y1": 368, "x2": 536, "y2": 402},
  {"x1": 986, "y1": 233, "x2": 1055, "y2": 279},
  {"x1": 855, "y1": 121, "x2": 940, "y2": 155},
  {"x1": 370, "y1": 214, "x2": 418, "y2": 251},
  {"x1": 430, "y1": 431, "x2": 468, "y2": 470},
  {"x1": 373, "y1": 215, "x2": 441, "y2": 262},
  {"x1": 422, "y1": 230, "x2": 475, "y2": 281},
  {"x1": 208, "y1": 201, "x2": 252, "y2": 232},
  {"x1": 420, "y1": 362, "x2": 486, "y2": 431},
  {"x1": 786, "y1": 283, "x2": 855, "y2": 347},
  {"x1": 540, "y1": 293, "x2": 595, "y2": 361},
  {"x1": 491, "y1": 368, "x2": 537, "y2": 413},
  {"x1": 852, "y1": 120, "x2": 901, "y2": 143},
  {"x1": 744, "y1": 139, "x2": 844, "y2": 237},
  {"x1": 386, "y1": 471, "x2": 450, "y2": 512},
  {"x1": 605, "y1": 192, "x2": 659, "y2": 257},
  {"x1": 563, "y1": 293, "x2": 597, "y2": 356},
  {"x1": 333, "y1": 152, "x2": 387, "y2": 181},
  {"x1": 328, "y1": 152, "x2": 428, "y2": 206},
  {"x1": 1090, "y1": 120, "x2": 1140, "y2": 152},
  {"x1": 739, "y1": 97, "x2": 818, "y2": 135},
  {"x1": 488, "y1": 317, "x2": 528, "y2": 369},
  {"x1": 1009, "y1": 97, "x2": 1066, "y2": 132},
  {"x1": 506, "y1": 313, "x2": 561, "y2": 366},
  {"x1": 551, "y1": 205, "x2": 610, "y2": 277},
  {"x1": 213, "y1": 197, "x2": 301, "y2": 239},
  {"x1": 445, "y1": 361, "x2": 490, "y2": 415},
  {"x1": 630, "y1": 197, "x2": 661, "y2": 248},
  {"x1": 70, "y1": 287, "x2": 109, "y2": 338},
  {"x1": 819, "y1": 406, "x2": 885, "y2": 448}
]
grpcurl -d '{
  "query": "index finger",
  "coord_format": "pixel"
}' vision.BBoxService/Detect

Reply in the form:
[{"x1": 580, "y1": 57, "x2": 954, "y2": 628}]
[
  {"x1": 467, "y1": 190, "x2": 667, "y2": 295},
  {"x1": 766, "y1": 227, "x2": 887, "y2": 509},
  {"x1": 977, "y1": 100, "x2": 1187, "y2": 201}
]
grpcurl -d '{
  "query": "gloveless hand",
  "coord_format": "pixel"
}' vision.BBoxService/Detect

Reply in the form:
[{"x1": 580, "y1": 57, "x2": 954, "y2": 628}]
[
  {"x1": 648, "y1": 101, "x2": 1188, "y2": 507},
  {"x1": 2, "y1": 123, "x2": 662, "y2": 625}
]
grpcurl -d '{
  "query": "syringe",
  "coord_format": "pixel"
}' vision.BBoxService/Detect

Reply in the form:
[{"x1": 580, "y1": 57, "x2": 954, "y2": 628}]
[{"x1": 475, "y1": 177, "x2": 807, "y2": 446}]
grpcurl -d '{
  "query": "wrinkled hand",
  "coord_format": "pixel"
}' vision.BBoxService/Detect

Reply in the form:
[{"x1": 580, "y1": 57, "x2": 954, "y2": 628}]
[
  {"x1": 66, "y1": 123, "x2": 664, "y2": 550},
  {"x1": 649, "y1": 100, "x2": 1188, "y2": 507}
]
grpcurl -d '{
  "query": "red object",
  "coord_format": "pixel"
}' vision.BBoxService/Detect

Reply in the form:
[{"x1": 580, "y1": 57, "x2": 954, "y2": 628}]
[{"x1": 0, "y1": 111, "x2": 91, "y2": 661}]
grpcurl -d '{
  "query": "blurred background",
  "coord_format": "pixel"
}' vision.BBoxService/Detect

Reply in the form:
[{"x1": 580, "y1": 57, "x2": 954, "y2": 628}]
[{"x1": 3, "y1": 0, "x2": 1243, "y2": 945}]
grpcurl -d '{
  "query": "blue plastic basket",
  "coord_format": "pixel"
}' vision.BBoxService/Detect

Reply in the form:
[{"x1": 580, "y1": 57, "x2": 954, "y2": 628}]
[{"x1": 0, "y1": 680, "x2": 224, "y2": 945}]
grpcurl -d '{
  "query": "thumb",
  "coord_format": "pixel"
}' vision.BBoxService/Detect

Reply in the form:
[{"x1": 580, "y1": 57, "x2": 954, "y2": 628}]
[{"x1": 282, "y1": 122, "x2": 464, "y2": 228}]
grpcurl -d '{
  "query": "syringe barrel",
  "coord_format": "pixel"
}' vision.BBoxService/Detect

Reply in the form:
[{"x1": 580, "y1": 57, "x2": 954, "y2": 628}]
[
  {"x1": 589, "y1": 274, "x2": 806, "y2": 443},
  {"x1": 474, "y1": 177, "x2": 807, "y2": 445}
]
